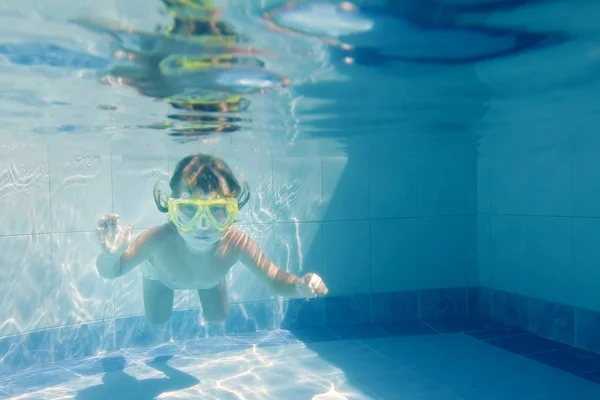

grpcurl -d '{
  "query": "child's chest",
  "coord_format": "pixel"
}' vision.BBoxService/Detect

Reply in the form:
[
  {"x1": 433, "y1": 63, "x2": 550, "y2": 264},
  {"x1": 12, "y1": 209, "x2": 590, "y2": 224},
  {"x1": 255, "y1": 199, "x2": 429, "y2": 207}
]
[{"x1": 152, "y1": 248, "x2": 238, "y2": 290}]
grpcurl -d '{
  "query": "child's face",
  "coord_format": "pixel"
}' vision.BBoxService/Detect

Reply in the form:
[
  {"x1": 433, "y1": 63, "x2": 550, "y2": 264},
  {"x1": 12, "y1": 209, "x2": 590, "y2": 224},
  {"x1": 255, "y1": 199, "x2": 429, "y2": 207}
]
[{"x1": 173, "y1": 189, "x2": 233, "y2": 251}]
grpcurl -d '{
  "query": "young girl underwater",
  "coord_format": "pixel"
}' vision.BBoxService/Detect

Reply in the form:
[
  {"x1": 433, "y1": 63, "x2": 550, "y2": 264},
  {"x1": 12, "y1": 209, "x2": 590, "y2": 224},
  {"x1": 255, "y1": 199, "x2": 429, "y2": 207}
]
[{"x1": 95, "y1": 153, "x2": 328, "y2": 324}]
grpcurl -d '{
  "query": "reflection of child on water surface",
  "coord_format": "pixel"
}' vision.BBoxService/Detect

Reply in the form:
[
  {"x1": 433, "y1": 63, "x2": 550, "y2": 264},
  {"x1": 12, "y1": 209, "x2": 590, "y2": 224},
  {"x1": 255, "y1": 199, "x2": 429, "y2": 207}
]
[{"x1": 96, "y1": 153, "x2": 328, "y2": 324}]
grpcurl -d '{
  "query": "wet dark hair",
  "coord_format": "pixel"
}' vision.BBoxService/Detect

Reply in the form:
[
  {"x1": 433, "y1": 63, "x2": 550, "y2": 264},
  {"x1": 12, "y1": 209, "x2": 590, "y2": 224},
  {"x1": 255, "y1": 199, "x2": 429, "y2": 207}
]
[{"x1": 154, "y1": 153, "x2": 250, "y2": 213}]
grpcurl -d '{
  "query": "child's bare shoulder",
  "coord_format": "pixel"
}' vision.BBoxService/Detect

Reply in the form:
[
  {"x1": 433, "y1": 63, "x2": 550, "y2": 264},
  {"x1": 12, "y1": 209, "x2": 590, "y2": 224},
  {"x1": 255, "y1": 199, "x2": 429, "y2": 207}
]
[
  {"x1": 219, "y1": 227, "x2": 264, "y2": 256},
  {"x1": 221, "y1": 227, "x2": 250, "y2": 246}
]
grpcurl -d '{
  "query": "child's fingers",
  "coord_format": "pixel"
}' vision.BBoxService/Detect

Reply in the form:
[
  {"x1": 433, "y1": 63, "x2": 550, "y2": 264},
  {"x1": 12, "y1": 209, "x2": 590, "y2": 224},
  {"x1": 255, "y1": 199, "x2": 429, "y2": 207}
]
[
  {"x1": 95, "y1": 226, "x2": 105, "y2": 244},
  {"x1": 98, "y1": 214, "x2": 119, "y2": 226},
  {"x1": 116, "y1": 225, "x2": 132, "y2": 246}
]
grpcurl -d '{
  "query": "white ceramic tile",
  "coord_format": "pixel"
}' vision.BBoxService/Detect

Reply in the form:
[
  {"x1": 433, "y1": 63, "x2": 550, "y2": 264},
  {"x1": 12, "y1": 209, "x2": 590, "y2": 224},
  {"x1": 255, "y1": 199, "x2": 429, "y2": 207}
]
[
  {"x1": 477, "y1": 214, "x2": 491, "y2": 287},
  {"x1": 465, "y1": 138, "x2": 478, "y2": 215},
  {"x1": 477, "y1": 151, "x2": 491, "y2": 214},
  {"x1": 51, "y1": 232, "x2": 114, "y2": 325},
  {"x1": 369, "y1": 133, "x2": 418, "y2": 219},
  {"x1": 465, "y1": 215, "x2": 479, "y2": 287},
  {"x1": 0, "y1": 234, "x2": 52, "y2": 336},
  {"x1": 526, "y1": 141, "x2": 571, "y2": 216},
  {"x1": 572, "y1": 131, "x2": 600, "y2": 217},
  {"x1": 418, "y1": 216, "x2": 466, "y2": 290},
  {"x1": 48, "y1": 141, "x2": 112, "y2": 233},
  {"x1": 273, "y1": 221, "x2": 323, "y2": 278},
  {"x1": 370, "y1": 218, "x2": 418, "y2": 292},
  {"x1": 489, "y1": 215, "x2": 528, "y2": 295},
  {"x1": 321, "y1": 141, "x2": 370, "y2": 221},
  {"x1": 488, "y1": 132, "x2": 528, "y2": 215},
  {"x1": 526, "y1": 216, "x2": 572, "y2": 305},
  {"x1": 418, "y1": 134, "x2": 467, "y2": 216},
  {"x1": 111, "y1": 143, "x2": 169, "y2": 230},
  {"x1": 0, "y1": 144, "x2": 51, "y2": 235},
  {"x1": 321, "y1": 220, "x2": 370, "y2": 296},
  {"x1": 272, "y1": 156, "x2": 322, "y2": 222},
  {"x1": 227, "y1": 223, "x2": 275, "y2": 303},
  {"x1": 572, "y1": 217, "x2": 600, "y2": 311}
]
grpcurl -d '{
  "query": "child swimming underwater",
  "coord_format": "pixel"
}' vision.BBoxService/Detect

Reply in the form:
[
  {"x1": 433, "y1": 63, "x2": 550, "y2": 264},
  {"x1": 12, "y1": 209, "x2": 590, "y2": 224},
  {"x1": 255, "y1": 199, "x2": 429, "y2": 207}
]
[{"x1": 95, "y1": 153, "x2": 328, "y2": 324}]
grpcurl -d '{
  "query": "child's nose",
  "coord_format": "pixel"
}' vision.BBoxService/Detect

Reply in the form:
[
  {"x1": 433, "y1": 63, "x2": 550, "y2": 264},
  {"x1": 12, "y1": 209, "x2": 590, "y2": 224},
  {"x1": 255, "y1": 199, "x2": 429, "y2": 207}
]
[{"x1": 195, "y1": 215, "x2": 210, "y2": 229}]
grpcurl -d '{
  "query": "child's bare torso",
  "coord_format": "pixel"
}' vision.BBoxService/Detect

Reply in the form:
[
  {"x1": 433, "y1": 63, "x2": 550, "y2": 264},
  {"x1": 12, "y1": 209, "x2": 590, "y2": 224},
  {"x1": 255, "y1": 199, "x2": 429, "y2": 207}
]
[{"x1": 146, "y1": 224, "x2": 240, "y2": 290}]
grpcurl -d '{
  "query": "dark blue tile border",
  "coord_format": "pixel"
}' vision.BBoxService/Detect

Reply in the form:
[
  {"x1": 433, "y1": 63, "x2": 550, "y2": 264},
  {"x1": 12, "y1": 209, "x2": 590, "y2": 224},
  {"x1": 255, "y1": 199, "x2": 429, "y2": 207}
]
[
  {"x1": 0, "y1": 329, "x2": 52, "y2": 376},
  {"x1": 3, "y1": 317, "x2": 600, "y2": 398},
  {"x1": 527, "y1": 347, "x2": 600, "y2": 374},
  {"x1": 484, "y1": 333, "x2": 571, "y2": 355},
  {"x1": 420, "y1": 288, "x2": 468, "y2": 319},
  {"x1": 377, "y1": 321, "x2": 437, "y2": 336},
  {"x1": 422, "y1": 317, "x2": 505, "y2": 334},
  {"x1": 2, "y1": 286, "x2": 600, "y2": 386},
  {"x1": 529, "y1": 297, "x2": 575, "y2": 345},
  {"x1": 478, "y1": 286, "x2": 600, "y2": 357}
]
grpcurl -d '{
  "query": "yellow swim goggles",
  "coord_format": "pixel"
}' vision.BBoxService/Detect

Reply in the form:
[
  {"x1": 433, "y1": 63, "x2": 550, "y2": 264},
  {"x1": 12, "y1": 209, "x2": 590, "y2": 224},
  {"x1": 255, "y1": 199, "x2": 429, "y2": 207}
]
[{"x1": 167, "y1": 197, "x2": 239, "y2": 232}]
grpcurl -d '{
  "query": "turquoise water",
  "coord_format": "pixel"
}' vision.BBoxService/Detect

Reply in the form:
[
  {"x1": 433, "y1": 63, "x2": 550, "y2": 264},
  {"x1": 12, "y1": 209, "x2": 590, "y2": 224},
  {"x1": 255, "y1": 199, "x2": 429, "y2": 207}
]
[{"x1": 2, "y1": 0, "x2": 600, "y2": 398}]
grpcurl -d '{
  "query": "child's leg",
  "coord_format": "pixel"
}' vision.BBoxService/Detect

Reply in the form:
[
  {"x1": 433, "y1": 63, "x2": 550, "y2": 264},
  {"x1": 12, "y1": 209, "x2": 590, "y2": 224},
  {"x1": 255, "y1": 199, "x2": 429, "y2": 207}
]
[
  {"x1": 197, "y1": 278, "x2": 228, "y2": 324},
  {"x1": 143, "y1": 277, "x2": 174, "y2": 324}
]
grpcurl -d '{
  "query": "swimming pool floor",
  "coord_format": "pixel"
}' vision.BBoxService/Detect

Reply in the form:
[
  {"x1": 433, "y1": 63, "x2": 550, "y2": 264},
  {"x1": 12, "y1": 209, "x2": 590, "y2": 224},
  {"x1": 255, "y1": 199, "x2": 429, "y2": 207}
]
[{"x1": 2, "y1": 319, "x2": 600, "y2": 399}]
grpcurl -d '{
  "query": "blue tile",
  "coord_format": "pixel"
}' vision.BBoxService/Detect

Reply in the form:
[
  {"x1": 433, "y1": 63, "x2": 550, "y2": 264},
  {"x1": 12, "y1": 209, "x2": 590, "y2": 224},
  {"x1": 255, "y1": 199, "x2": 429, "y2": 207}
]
[
  {"x1": 485, "y1": 333, "x2": 571, "y2": 355},
  {"x1": 281, "y1": 298, "x2": 324, "y2": 329},
  {"x1": 0, "y1": 330, "x2": 52, "y2": 375},
  {"x1": 576, "y1": 307, "x2": 600, "y2": 354},
  {"x1": 492, "y1": 289, "x2": 530, "y2": 330},
  {"x1": 529, "y1": 297, "x2": 574, "y2": 345},
  {"x1": 327, "y1": 323, "x2": 388, "y2": 340},
  {"x1": 417, "y1": 133, "x2": 466, "y2": 216},
  {"x1": 467, "y1": 287, "x2": 478, "y2": 317},
  {"x1": 423, "y1": 317, "x2": 506, "y2": 333},
  {"x1": 57, "y1": 354, "x2": 128, "y2": 376},
  {"x1": 527, "y1": 347, "x2": 600, "y2": 374},
  {"x1": 465, "y1": 327, "x2": 525, "y2": 340},
  {"x1": 324, "y1": 294, "x2": 371, "y2": 325},
  {"x1": 376, "y1": 321, "x2": 437, "y2": 337},
  {"x1": 371, "y1": 291, "x2": 418, "y2": 323},
  {"x1": 477, "y1": 286, "x2": 493, "y2": 318},
  {"x1": 279, "y1": 326, "x2": 339, "y2": 343},
  {"x1": 418, "y1": 217, "x2": 467, "y2": 289},
  {"x1": 114, "y1": 315, "x2": 171, "y2": 350},
  {"x1": 177, "y1": 336, "x2": 239, "y2": 356},
  {"x1": 171, "y1": 308, "x2": 224, "y2": 340},
  {"x1": 225, "y1": 302, "x2": 280, "y2": 334},
  {"x1": 0, "y1": 365, "x2": 79, "y2": 396},
  {"x1": 53, "y1": 320, "x2": 115, "y2": 362},
  {"x1": 227, "y1": 331, "x2": 289, "y2": 348},
  {"x1": 420, "y1": 288, "x2": 467, "y2": 319}
]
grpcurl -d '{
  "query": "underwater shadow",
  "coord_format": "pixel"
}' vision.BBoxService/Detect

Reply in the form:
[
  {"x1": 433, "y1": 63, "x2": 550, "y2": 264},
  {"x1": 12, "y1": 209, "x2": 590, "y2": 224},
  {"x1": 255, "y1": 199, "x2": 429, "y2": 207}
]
[{"x1": 74, "y1": 355, "x2": 199, "y2": 400}]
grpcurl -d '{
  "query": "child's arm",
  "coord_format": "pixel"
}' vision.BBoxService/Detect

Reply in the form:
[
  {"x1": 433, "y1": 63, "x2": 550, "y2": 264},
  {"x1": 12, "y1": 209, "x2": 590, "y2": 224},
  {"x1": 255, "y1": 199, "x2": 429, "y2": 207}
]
[
  {"x1": 225, "y1": 228, "x2": 328, "y2": 298},
  {"x1": 96, "y1": 221, "x2": 164, "y2": 279}
]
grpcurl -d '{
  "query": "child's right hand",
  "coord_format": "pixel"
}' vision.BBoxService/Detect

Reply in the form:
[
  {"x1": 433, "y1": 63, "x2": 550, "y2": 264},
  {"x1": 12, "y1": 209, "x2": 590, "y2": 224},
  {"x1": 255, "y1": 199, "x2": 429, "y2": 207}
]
[{"x1": 96, "y1": 214, "x2": 132, "y2": 257}]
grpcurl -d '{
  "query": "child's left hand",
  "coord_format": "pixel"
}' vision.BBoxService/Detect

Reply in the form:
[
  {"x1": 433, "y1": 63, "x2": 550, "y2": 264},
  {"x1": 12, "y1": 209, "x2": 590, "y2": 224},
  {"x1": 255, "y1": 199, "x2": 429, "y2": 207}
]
[{"x1": 296, "y1": 273, "x2": 328, "y2": 298}]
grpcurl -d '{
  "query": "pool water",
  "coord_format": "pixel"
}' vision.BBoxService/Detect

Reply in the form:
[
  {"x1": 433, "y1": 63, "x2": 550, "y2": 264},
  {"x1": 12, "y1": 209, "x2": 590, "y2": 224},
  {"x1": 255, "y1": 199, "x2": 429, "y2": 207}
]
[
  {"x1": 2, "y1": 0, "x2": 600, "y2": 398},
  {"x1": 3, "y1": 318, "x2": 600, "y2": 399}
]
